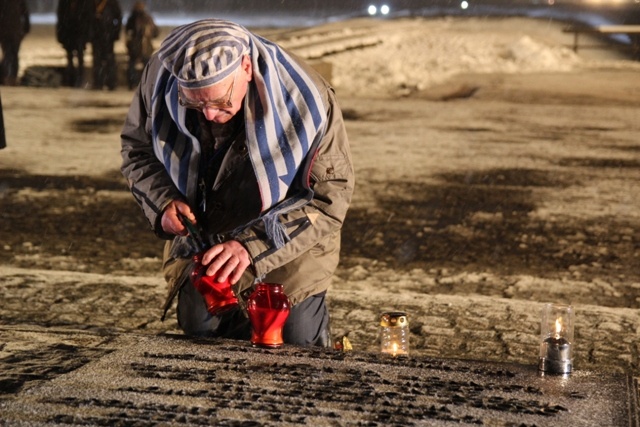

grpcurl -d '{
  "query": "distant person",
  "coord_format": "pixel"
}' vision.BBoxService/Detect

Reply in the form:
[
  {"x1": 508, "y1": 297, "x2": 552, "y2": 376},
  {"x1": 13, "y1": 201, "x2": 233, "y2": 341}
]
[
  {"x1": 0, "y1": 0, "x2": 30, "y2": 86},
  {"x1": 56, "y1": 0, "x2": 95, "y2": 87},
  {"x1": 92, "y1": 0, "x2": 123, "y2": 90},
  {"x1": 624, "y1": 6, "x2": 640, "y2": 60},
  {"x1": 125, "y1": 1, "x2": 159, "y2": 89},
  {"x1": 0, "y1": 94, "x2": 6, "y2": 149}
]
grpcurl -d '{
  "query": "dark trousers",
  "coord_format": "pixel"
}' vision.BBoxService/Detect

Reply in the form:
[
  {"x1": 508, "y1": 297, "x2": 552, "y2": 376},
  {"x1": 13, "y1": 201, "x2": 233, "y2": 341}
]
[
  {"x1": 0, "y1": 39, "x2": 21, "y2": 85},
  {"x1": 92, "y1": 40, "x2": 117, "y2": 90},
  {"x1": 177, "y1": 280, "x2": 332, "y2": 347},
  {"x1": 0, "y1": 94, "x2": 5, "y2": 149},
  {"x1": 64, "y1": 43, "x2": 86, "y2": 87},
  {"x1": 127, "y1": 55, "x2": 150, "y2": 89}
]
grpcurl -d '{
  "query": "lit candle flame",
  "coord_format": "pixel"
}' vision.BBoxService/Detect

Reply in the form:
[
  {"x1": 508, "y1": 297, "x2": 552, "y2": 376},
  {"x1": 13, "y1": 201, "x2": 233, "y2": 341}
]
[
  {"x1": 392, "y1": 342, "x2": 398, "y2": 357},
  {"x1": 555, "y1": 318, "x2": 562, "y2": 339}
]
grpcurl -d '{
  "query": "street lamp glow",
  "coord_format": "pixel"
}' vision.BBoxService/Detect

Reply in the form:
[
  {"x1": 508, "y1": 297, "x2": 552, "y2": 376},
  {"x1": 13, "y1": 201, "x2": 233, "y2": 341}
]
[
  {"x1": 380, "y1": 5, "x2": 390, "y2": 15},
  {"x1": 368, "y1": 5, "x2": 378, "y2": 15},
  {"x1": 461, "y1": 1, "x2": 469, "y2": 9}
]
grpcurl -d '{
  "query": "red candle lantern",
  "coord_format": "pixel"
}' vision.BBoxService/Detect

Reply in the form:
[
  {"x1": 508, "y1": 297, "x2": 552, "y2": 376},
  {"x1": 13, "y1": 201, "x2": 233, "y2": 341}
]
[
  {"x1": 190, "y1": 254, "x2": 239, "y2": 316},
  {"x1": 247, "y1": 283, "x2": 291, "y2": 348}
]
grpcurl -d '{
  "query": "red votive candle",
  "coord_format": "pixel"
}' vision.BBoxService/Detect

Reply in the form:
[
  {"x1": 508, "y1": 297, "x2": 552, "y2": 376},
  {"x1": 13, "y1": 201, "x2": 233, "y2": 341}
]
[
  {"x1": 191, "y1": 254, "x2": 238, "y2": 316},
  {"x1": 247, "y1": 283, "x2": 290, "y2": 348}
]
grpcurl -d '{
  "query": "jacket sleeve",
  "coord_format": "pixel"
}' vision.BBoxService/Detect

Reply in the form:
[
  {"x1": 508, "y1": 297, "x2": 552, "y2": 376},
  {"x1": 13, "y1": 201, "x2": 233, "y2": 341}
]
[
  {"x1": 232, "y1": 85, "x2": 355, "y2": 278},
  {"x1": 120, "y1": 56, "x2": 184, "y2": 238}
]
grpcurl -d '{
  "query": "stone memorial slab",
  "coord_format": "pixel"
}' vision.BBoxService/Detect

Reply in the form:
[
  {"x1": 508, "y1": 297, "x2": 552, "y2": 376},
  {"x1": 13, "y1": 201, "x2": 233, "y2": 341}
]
[{"x1": 1, "y1": 332, "x2": 637, "y2": 426}]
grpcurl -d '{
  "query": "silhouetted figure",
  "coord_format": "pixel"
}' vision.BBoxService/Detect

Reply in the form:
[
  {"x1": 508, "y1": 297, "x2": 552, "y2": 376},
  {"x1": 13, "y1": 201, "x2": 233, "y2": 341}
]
[
  {"x1": 624, "y1": 5, "x2": 640, "y2": 60},
  {"x1": 0, "y1": 94, "x2": 6, "y2": 149},
  {"x1": 0, "y1": 0, "x2": 30, "y2": 86},
  {"x1": 92, "y1": 0, "x2": 122, "y2": 90},
  {"x1": 56, "y1": 0, "x2": 95, "y2": 87},
  {"x1": 125, "y1": 1, "x2": 159, "y2": 89}
]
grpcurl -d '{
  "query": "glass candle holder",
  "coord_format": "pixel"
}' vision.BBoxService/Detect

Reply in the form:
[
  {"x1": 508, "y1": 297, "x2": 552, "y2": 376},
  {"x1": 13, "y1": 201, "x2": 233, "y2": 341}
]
[
  {"x1": 247, "y1": 283, "x2": 290, "y2": 348},
  {"x1": 191, "y1": 254, "x2": 238, "y2": 316},
  {"x1": 379, "y1": 311, "x2": 409, "y2": 357},
  {"x1": 538, "y1": 303, "x2": 574, "y2": 375}
]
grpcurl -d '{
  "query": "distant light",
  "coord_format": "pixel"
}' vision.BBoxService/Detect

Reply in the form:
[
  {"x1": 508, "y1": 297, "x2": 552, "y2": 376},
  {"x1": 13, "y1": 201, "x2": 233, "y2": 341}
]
[
  {"x1": 460, "y1": 1, "x2": 469, "y2": 9},
  {"x1": 380, "y1": 4, "x2": 390, "y2": 15},
  {"x1": 548, "y1": 0, "x2": 554, "y2": 4},
  {"x1": 583, "y1": 0, "x2": 627, "y2": 4},
  {"x1": 368, "y1": 5, "x2": 377, "y2": 15}
]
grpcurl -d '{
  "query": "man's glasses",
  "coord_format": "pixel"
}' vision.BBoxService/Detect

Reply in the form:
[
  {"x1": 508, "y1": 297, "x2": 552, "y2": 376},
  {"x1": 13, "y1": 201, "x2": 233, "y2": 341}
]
[{"x1": 178, "y1": 67, "x2": 239, "y2": 110}]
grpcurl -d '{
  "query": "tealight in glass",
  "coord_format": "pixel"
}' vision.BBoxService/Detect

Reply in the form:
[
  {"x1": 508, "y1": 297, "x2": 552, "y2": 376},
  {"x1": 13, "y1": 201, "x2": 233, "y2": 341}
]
[
  {"x1": 379, "y1": 311, "x2": 409, "y2": 357},
  {"x1": 538, "y1": 303, "x2": 574, "y2": 375}
]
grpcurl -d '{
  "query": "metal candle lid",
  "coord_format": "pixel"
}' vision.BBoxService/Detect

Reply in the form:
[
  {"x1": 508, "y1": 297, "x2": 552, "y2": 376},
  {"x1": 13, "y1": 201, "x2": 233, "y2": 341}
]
[{"x1": 380, "y1": 311, "x2": 408, "y2": 327}]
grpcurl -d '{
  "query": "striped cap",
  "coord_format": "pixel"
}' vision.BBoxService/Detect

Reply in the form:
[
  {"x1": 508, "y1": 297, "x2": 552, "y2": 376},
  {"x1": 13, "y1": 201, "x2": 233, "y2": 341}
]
[{"x1": 157, "y1": 19, "x2": 250, "y2": 89}]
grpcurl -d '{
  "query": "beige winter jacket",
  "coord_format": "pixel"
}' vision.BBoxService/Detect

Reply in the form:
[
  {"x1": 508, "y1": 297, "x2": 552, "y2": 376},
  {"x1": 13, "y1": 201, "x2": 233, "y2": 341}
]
[{"x1": 121, "y1": 53, "x2": 354, "y2": 319}]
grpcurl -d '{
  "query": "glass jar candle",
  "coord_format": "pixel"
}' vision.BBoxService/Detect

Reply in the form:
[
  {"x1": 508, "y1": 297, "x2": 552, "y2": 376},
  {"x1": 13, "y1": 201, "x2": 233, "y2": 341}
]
[
  {"x1": 379, "y1": 311, "x2": 409, "y2": 356},
  {"x1": 538, "y1": 303, "x2": 574, "y2": 375},
  {"x1": 190, "y1": 253, "x2": 238, "y2": 316},
  {"x1": 247, "y1": 283, "x2": 291, "y2": 348}
]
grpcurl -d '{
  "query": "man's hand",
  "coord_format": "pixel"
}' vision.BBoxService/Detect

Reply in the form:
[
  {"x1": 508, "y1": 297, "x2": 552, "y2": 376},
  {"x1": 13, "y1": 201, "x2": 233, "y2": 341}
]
[
  {"x1": 161, "y1": 200, "x2": 196, "y2": 236},
  {"x1": 201, "y1": 240, "x2": 251, "y2": 285}
]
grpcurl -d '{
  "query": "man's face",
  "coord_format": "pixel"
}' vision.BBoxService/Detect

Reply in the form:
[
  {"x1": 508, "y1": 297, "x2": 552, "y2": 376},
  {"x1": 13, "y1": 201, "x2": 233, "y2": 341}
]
[{"x1": 178, "y1": 55, "x2": 252, "y2": 124}]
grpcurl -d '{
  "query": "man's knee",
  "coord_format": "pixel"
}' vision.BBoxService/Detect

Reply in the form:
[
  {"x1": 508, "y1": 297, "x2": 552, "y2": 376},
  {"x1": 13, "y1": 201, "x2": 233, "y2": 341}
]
[
  {"x1": 177, "y1": 279, "x2": 251, "y2": 339},
  {"x1": 176, "y1": 279, "x2": 215, "y2": 336},
  {"x1": 283, "y1": 293, "x2": 332, "y2": 347}
]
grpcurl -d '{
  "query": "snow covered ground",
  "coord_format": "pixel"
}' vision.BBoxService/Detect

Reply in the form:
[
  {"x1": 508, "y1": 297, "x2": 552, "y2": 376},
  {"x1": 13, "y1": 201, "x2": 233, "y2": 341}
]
[{"x1": 1, "y1": 16, "x2": 639, "y2": 376}]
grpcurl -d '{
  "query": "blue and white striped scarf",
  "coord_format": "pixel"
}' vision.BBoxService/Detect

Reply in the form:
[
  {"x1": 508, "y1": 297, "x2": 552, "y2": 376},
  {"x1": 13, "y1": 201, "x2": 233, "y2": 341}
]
[{"x1": 151, "y1": 20, "x2": 328, "y2": 248}]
